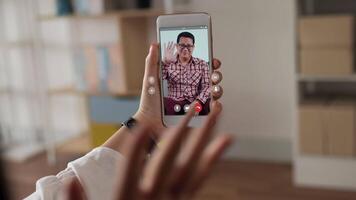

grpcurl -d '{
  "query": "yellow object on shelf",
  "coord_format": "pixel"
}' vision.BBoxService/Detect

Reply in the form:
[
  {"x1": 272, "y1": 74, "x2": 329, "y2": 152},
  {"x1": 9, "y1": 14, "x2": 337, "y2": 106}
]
[{"x1": 90, "y1": 123, "x2": 121, "y2": 147}]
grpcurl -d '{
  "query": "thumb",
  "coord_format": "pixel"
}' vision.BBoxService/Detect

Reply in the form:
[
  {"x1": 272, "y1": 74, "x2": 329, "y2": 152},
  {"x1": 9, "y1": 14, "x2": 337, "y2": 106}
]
[{"x1": 144, "y1": 43, "x2": 159, "y2": 79}]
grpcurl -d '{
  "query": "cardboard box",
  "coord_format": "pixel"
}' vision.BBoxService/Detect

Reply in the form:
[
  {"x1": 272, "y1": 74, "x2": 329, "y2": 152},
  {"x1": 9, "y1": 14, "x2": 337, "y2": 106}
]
[
  {"x1": 299, "y1": 15, "x2": 355, "y2": 48},
  {"x1": 299, "y1": 48, "x2": 354, "y2": 75},
  {"x1": 300, "y1": 101, "x2": 356, "y2": 156},
  {"x1": 299, "y1": 103, "x2": 326, "y2": 155},
  {"x1": 324, "y1": 101, "x2": 356, "y2": 156}
]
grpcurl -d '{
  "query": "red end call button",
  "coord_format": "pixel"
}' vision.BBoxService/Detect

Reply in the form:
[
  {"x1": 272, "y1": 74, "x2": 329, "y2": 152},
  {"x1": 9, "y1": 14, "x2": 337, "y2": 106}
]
[{"x1": 195, "y1": 102, "x2": 202, "y2": 113}]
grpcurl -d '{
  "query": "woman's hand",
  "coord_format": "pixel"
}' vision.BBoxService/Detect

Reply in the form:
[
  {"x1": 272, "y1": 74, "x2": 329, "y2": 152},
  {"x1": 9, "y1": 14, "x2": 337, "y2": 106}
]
[
  {"x1": 67, "y1": 102, "x2": 233, "y2": 200},
  {"x1": 67, "y1": 43, "x2": 230, "y2": 200},
  {"x1": 133, "y1": 43, "x2": 224, "y2": 135}
]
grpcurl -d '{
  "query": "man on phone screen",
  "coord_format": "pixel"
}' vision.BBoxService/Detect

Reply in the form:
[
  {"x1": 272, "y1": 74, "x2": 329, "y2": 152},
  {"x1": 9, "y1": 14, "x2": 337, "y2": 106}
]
[{"x1": 162, "y1": 31, "x2": 210, "y2": 115}]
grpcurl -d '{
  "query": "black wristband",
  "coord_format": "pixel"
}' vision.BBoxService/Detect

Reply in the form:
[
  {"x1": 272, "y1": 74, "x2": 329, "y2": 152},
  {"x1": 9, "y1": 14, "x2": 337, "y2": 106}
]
[
  {"x1": 121, "y1": 117, "x2": 156, "y2": 153},
  {"x1": 121, "y1": 117, "x2": 137, "y2": 129}
]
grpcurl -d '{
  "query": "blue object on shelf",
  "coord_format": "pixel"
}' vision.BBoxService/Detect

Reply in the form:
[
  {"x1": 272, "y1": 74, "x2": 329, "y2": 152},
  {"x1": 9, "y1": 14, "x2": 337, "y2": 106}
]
[
  {"x1": 73, "y1": 49, "x2": 87, "y2": 91},
  {"x1": 73, "y1": 0, "x2": 89, "y2": 15},
  {"x1": 56, "y1": 0, "x2": 73, "y2": 16},
  {"x1": 96, "y1": 46, "x2": 110, "y2": 92},
  {"x1": 89, "y1": 96, "x2": 140, "y2": 123}
]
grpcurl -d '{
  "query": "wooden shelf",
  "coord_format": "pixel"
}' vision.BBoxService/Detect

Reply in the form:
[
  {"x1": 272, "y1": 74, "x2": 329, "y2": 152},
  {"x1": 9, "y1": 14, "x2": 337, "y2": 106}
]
[
  {"x1": 38, "y1": 9, "x2": 164, "y2": 21},
  {"x1": 0, "y1": 88, "x2": 9, "y2": 94},
  {"x1": 41, "y1": 9, "x2": 159, "y2": 97},
  {"x1": 0, "y1": 40, "x2": 34, "y2": 47},
  {"x1": 298, "y1": 74, "x2": 356, "y2": 82},
  {"x1": 56, "y1": 133, "x2": 92, "y2": 154},
  {"x1": 0, "y1": 88, "x2": 39, "y2": 96},
  {"x1": 295, "y1": 155, "x2": 356, "y2": 190},
  {"x1": 47, "y1": 87, "x2": 141, "y2": 97},
  {"x1": 47, "y1": 87, "x2": 85, "y2": 95}
]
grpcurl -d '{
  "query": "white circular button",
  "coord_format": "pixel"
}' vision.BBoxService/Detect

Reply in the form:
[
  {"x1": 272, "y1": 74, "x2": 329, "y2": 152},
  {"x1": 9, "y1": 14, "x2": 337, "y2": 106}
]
[
  {"x1": 212, "y1": 85, "x2": 220, "y2": 93},
  {"x1": 148, "y1": 76, "x2": 155, "y2": 84},
  {"x1": 211, "y1": 71, "x2": 222, "y2": 84},
  {"x1": 174, "y1": 104, "x2": 181, "y2": 112},
  {"x1": 148, "y1": 87, "x2": 155, "y2": 95},
  {"x1": 183, "y1": 104, "x2": 190, "y2": 112},
  {"x1": 212, "y1": 73, "x2": 219, "y2": 82}
]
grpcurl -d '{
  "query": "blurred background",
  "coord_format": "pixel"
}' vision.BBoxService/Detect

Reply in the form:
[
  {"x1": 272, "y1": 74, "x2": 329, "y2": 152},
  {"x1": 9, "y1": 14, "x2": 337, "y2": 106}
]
[{"x1": 1, "y1": 0, "x2": 356, "y2": 199}]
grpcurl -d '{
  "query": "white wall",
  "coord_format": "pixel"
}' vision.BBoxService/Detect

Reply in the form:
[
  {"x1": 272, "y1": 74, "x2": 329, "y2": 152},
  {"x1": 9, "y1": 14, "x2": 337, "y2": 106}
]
[{"x1": 176, "y1": 0, "x2": 297, "y2": 161}]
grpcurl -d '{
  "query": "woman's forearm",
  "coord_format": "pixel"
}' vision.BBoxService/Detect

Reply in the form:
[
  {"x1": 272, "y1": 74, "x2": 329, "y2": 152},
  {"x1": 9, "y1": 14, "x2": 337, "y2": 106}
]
[{"x1": 102, "y1": 126, "x2": 134, "y2": 156}]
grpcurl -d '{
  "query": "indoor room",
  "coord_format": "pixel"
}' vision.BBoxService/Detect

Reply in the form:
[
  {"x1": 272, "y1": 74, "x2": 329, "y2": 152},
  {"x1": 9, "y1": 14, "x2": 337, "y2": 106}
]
[{"x1": 1, "y1": 0, "x2": 356, "y2": 199}]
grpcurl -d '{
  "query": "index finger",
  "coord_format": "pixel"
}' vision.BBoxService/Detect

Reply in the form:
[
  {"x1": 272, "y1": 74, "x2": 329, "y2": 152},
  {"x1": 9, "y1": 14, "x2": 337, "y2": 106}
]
[
  {"x1": 140, "y1": 105, "x2": 196, "y2": 199},
  {"x1": 115, "y1": 126, "x2": 151, "y2": 200}
]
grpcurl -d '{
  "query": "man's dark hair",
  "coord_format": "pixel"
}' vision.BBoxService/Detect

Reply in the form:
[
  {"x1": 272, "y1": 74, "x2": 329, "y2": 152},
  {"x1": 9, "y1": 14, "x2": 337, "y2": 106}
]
[{"x1": 176, "y1": 32, "x2": 195, "y2": 44}]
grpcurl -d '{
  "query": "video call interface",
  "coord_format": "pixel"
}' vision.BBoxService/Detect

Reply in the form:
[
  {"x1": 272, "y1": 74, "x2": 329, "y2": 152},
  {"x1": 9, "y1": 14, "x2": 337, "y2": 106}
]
[{"x1": 159, "y1": 26, "x2": 211, "y2": 116}]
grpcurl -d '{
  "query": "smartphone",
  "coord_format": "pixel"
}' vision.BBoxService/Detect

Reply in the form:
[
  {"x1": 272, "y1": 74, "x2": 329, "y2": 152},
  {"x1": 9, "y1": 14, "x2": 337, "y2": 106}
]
[{"x1": 157, "y1": 13, "x2": 213, "y2": 127}]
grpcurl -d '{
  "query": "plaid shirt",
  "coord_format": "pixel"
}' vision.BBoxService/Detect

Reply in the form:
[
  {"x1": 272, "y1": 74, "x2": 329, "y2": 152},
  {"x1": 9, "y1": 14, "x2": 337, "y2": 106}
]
[{"x1": 162, "y1": 57, "x2": 210, "y2": 104}]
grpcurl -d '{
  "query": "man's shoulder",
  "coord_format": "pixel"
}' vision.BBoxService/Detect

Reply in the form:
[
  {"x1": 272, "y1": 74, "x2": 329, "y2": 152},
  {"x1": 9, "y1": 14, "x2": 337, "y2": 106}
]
[{"x1": 192, "y1": 57, "x2": 208, "y2": 66}]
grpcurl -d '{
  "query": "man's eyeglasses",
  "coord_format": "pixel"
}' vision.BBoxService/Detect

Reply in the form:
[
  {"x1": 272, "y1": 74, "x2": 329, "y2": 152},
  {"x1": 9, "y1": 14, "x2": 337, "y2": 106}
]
[{"x1": 178, "y1": 43, "x2": 194, "y2": 50}]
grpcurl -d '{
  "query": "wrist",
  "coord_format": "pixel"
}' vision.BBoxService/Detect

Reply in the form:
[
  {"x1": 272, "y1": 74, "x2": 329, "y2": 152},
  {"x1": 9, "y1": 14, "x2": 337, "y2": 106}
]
[
  {"x1": 101, "y1": 125, "x2": 132, "y2": 156},
  {"x1": 133, "y1": 110, "x2": 165, "y2": 137}
]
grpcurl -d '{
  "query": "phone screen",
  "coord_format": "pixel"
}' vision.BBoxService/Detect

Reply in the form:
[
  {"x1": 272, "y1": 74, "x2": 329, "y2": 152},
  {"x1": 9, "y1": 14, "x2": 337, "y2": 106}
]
[{"x1": 159, "y1": 26, "x2": 211, "y2": 116}]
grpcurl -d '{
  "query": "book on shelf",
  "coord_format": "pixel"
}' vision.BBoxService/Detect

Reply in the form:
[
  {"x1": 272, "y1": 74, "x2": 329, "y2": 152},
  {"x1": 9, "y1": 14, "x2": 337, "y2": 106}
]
[
  {"x1": 77, "y1": 44, "x2": 125, "y2": 94},
  {"x1": 96, "y1": 46, "x2": 110, "y2": 92},
  {"x1": 83, "y1": 46, "x2": 99, "y2": 92},
  {"x1": 107, "y1": 44, "x2": 126, "y2": 94},
  {"x1": 50, "y1": 95, "x2": 88, "y2": 134},
  {"x1": 73, "y1": 48, "x2": 87, "y2": 91},
  {"x1": 39, "y1": 0, "x2": 146, "y2": 17}
]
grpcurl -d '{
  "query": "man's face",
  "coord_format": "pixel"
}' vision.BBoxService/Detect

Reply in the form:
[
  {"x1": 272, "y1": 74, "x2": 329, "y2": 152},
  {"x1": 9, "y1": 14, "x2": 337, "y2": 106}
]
[{"x1": 176, "y1": 37, "x2": 194, "y2": 60}]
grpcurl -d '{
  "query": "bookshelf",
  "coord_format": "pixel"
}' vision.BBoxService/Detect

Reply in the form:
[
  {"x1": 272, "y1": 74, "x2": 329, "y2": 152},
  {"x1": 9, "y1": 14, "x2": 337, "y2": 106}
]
[
  {"x1": 0, "y1": 0, "x2": 163, "y2": 163},
  {"x1": 36, "y1": 8, "x2": 163, "y2": 162},
  {"x1": 0, "y1": 0, "x2": 47, "y2": 162},
  {"x1": 47, "y1": 87, "x2": 140, "y2": 97},
  {"x1": 299, "y1": 74, "x2": 356, "y2": 83},
  {"x1": 39, "y1": 9, "x2": 163, "y2": 96},
  {"x1": 295, "y1": 155, "x2": 356, "y2": 190},
  {"x1": 38, "y1": 9, "x2": 163, "y2": 20},
  {"x1": 294, "y1": 0, "x2": 356, "y2": 191}
]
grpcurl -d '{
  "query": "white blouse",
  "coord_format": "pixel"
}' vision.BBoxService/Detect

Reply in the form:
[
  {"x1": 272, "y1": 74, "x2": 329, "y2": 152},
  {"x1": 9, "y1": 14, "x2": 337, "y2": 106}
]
[{"x1": 25, "y1": 147, "x2": 124, "y2": 200}]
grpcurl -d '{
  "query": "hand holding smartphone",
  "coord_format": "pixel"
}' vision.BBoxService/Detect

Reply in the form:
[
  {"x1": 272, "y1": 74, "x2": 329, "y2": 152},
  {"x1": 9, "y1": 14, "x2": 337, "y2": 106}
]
[{"x1": 157, "y1": 13, "x2": 213, "y2": 127}]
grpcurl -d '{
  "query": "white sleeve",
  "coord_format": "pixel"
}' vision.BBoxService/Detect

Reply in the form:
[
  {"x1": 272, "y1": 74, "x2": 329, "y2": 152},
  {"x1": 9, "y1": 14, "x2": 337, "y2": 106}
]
[{"x1": 25, "y1": 147, "x2": 124, "y2": 200}]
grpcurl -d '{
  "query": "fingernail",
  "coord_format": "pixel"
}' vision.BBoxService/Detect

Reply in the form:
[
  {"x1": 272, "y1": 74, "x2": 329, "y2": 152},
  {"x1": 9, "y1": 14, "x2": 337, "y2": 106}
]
[
  {"x1": 211, "y1": 71, "x2": 222, "y2": 84},
  {"x1": 212, "y1": 101, "x2": 222, "y2": 113},
  {"x1": 149, "y1": 45, "x2": 154, "y2": 53},
  {"x1": 212, "y1": 85, "x2": 221, "y2": 93},
  {"x1": 188, "y1": 102, "x2": 197, "y2": 115}
]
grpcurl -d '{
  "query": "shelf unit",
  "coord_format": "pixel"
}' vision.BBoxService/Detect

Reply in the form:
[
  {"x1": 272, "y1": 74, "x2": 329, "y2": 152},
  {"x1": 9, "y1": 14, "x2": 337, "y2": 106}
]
[
  {"x1": 38, "y1": 9, "x2": 163, "y2": 20},
  {"x1": 299, "y1": 74, "x2": 356, "y2": 82},
  {"x1": 295, "y1": 155, "x2": 356, "y2": 190},
  {"x1": 39, "y1": 9, "x2": 162, "y2": 96},
  {"x1": 0, "y1": 0, "x2": 47, "y2": 162},
  {"x1": 294, "y1": 0, "x2": 356, "y2": 191},
  {"x1": 37, "y1": 8, "x2": 163, "y2": 162},
  {"x1": 0, "y1": 0, "x2": 163, "y2": 162}
]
